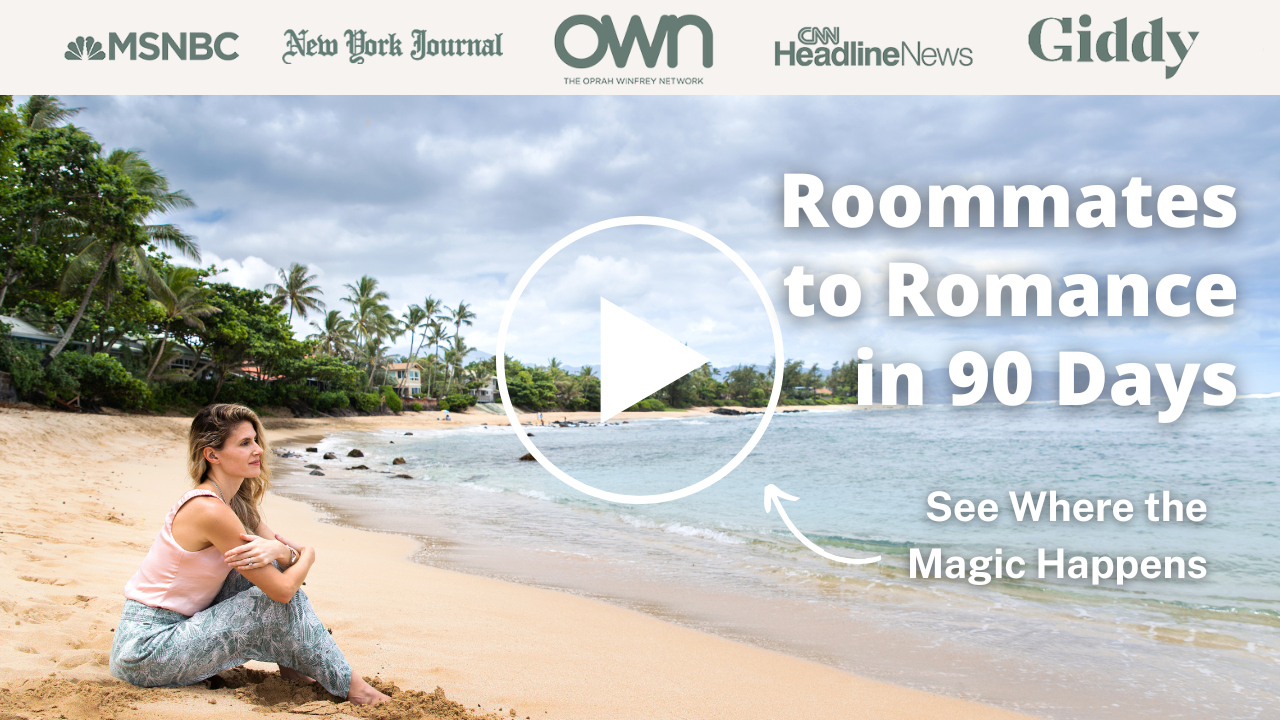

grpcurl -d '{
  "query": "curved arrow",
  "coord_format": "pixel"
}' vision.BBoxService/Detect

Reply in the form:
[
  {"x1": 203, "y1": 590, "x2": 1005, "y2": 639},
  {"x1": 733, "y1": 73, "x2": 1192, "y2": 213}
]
[{"x1": 764, "y1": 484, "x2": 881, "y2": 565}]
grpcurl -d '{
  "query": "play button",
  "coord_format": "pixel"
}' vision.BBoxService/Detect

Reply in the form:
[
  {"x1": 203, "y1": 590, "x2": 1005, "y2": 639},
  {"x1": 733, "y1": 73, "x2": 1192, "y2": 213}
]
[
  {"x1": 600, "y1": 298, "x2": 710, "y2": 422},
  {"x1": 496, "y1": 216, "x2": 784, "y2": 504}
]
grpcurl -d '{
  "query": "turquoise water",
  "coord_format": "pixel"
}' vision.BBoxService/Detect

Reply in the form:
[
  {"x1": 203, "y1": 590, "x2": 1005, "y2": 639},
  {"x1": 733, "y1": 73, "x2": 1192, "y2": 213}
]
[{"x1": 275, "y1": 399, "x2": 1280, "y2": 719}]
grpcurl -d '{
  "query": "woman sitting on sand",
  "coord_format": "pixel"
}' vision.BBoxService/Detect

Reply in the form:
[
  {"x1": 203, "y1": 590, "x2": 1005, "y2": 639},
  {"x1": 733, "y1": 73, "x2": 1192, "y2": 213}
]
[{"x1": 109, "y1": 403, "x2": 387, "y2": 705}]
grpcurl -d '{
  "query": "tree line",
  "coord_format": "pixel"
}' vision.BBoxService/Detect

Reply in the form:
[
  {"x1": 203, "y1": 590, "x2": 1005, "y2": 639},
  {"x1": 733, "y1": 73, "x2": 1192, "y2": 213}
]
[
  {"x1": 0, "y1": 95, "x2": 489, "y2": 414},
  {"x1": 0, "y1": 95, "x2": 862, "y2": 415}
]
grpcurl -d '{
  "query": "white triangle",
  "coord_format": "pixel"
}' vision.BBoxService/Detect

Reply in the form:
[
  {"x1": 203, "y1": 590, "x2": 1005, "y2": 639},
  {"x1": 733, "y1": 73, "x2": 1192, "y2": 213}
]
[{"x1": 600, "y1": 298, "x2": 710, "y2": 422}]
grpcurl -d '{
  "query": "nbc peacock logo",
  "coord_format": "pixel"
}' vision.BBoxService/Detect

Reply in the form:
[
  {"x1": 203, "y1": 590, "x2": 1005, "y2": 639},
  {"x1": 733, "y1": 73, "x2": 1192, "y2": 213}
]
[{"x1": 65, "y1": 36, "x2": 106, "y2": 60}]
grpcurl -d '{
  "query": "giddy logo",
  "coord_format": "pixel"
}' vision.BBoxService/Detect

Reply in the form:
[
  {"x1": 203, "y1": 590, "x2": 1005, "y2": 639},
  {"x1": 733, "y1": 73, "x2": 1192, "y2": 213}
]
[
  {"x1": 555, "y1": 14, "x2": 713, "y2": 69},
  {"x1": 65, "y1": 36, "x2": 105, "y2": 60},
  {"x1": 496, "y1": 217, "x2": 784, "y2": 505},
  {"x1": 1028, "y1": 16, "x2": 1198, "y2": 79}
]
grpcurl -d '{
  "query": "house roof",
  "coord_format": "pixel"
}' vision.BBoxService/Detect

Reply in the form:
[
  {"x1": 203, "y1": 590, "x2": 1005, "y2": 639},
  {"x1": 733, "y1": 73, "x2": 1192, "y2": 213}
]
[
  {"x1": 388, "y1": 362, "x2": 423, "y2": 370},
  {"x1": 0, "y1": 315, "x2": 60, "y2": 343}
]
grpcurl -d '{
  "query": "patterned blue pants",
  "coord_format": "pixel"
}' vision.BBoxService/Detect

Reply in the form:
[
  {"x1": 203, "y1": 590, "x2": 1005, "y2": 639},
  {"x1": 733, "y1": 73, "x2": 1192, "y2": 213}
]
[{"x1": 109, "y1": 571, "x2": 352, "y2": 698}]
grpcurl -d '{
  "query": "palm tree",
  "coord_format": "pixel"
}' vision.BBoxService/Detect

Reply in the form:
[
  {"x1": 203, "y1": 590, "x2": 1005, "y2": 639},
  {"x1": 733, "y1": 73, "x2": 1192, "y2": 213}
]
[
  {"x1": 442, "y1": 335, "x2": 475, "y2": 395},
  {"x1": 424, "y1": 320, "x2": 449, "y2": 398},
  {"x1": 398, "y1": 305, "x2": 428, "y2": 395},
  {"x1": 264, "y1": 262, "x2": 324, "y2": 323},
  {"x1": 342, "y1": 275, "x2": 390, "y2": 348},
  {"x1": 343, "y1": 276, "x2": 389, "y2": 311},
  {"x1": 420, "y1": 296, "x2": 445, "y2": 325},
  {"x1": 346, "y1": 287, "x2": 399, "y2": 387},
  {"x1": 359, "y1": 336, "x2": 392, "y2": 387},
  {"x1": 308, "y1": 310, "x2": 355, "y2": 358},
  {"x1": 19, "y1": 95, "x2": 82, "y2": 129},
  {"x1": 45, "y1": 149, "x2": 199, "y2": 362},
  {"x1": 446, "y1": 301, "x2": 476, "y2": 345},
  {"x1": 144, "y1": 265, "x2": 219, "y2": 381},
  {"x1": 140, "y1": 337, "x2": 188, "y2": 383},
  {"x1": 400, "y1": 305, "x2": 427, "y2": 362}
]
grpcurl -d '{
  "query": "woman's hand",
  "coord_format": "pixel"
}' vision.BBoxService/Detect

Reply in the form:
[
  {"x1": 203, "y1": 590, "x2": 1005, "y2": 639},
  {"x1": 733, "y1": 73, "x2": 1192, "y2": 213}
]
[{"x1": 224, "y1": 533, "x2": 290, "y2": 570}]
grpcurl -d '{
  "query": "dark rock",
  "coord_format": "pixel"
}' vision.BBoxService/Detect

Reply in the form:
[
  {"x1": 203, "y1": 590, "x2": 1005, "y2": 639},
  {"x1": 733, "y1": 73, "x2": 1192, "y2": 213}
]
[
  {"x1": 389, "y1": 441, "x2": 394, "y2": 444},
  {"x1": 518, "y1": 452, "x2": 536, "y2": 461},
  {"x1": 346, "y1": 464, "x2": 369, "y2": 470},
  {"x1": 304, "y1": 464, "x2": 321, "y2": 470},
  {"x1": 305, "y1": 447, "x2": 318, "y2": 453},
  {"x1": 393, "y1": 473, "x2": 413, "y2": 479},
  {"x1": 404, "y1": 432, "x2": 413, "y2": 436},
  {"x1": 392, "y1": 457, "x2": 406, "y2": 465},
  {"x1": 347, "y1": 449, "x2": 364, "y2": 458},
  {"x1": 711, "y1": 408, "x2": 745, "y2": 416},
  {"x1": 527, "y1": 433, "x2": 534, "y2": 437},
  {"x1": 323, "y1": 452, "x2": 337, "y2": 460},
  {"x1": 309, "y1": 470, "x2": 325, "y2": 476}
]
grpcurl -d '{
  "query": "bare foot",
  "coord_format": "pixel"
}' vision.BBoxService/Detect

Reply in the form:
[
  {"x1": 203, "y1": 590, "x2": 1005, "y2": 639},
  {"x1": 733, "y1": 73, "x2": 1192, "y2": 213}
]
[
  {"x1": 347, "y1": 674, "x2": 389, "y2": 705},
  {"x1": 279, "y1": 666, "x2": 315, "y2": 684}
]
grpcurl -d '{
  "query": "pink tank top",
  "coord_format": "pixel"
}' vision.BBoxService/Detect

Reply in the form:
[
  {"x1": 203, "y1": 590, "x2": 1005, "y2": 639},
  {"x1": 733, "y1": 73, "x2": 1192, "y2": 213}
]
[{"x1": 123, "y1": 489, "x2": 233, "y2": 616}]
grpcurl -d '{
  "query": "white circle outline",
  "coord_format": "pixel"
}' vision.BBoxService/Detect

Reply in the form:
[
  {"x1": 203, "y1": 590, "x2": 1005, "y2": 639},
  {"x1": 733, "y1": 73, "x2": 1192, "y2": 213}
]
[{"x1": 496, "y1": 216, "x2": 785, "y2": 505}]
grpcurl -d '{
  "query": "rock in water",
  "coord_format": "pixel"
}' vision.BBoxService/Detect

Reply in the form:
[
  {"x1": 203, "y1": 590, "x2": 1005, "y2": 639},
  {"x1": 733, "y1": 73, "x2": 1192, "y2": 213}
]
[
  {"x1": 393, "y1": 473, "x2": 413, "y2": 479},
  {"x1": 309, "y1": 470, "x2": 325, "y2": 476},
  {"x1": 404, "y1": 432, "x2": 413, "y2": 436},
  {"x1": 304, "y1": 464, "x2": 321, "y2": 469},
  {"x1": 519, "y1": 452, "x2": 536, "y2": 461},
  {"x1": 392, "y1": 457, "x2": 406, "y2": 465},
  {"x1": 347, "y1": 449, "x2": 364, "y2": 458},
  {"x1": 305, "y1": 447, "x2": 318, "y2": 453},
  {"x1": 322, "y1": 452, "x2": 337, "y2": 460},
  {"x1": 346, "y1": 464, "x2": 369, "y2": 470}
]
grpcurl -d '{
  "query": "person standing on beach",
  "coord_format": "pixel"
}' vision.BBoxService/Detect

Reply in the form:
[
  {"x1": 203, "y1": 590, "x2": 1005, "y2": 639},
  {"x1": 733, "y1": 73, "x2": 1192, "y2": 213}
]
[{"x1": 109, "y1": 403, "x2": 388, "y2": 705}]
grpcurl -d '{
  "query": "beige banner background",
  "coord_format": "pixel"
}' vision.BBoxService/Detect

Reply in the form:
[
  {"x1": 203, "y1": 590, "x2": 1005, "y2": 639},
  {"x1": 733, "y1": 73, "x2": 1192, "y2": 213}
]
[{"x1": 1, "y1": 1, "x2": 1272, "y2": 94}]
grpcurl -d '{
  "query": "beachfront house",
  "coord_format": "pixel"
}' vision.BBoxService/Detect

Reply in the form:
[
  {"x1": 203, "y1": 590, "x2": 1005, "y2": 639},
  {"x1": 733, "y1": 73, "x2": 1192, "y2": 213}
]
[
  {"x1": 471, "y1": 378, "x2": 499, "y2": 403},
  {"x1": 0, "y1": 315, "x2": 84, "y2": 351},
  {"x1": 388, "y1": 362, "x2": 424, "y2": 398}
]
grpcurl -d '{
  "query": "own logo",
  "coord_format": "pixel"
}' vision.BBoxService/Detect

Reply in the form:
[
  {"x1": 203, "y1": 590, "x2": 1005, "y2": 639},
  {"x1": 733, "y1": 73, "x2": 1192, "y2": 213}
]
[
  {"x1": 555, "y1": 14, "x2": 712, "y2": 69},
  {"x1": 66, "y1": 36, "x2": 106, "y2": 60}
]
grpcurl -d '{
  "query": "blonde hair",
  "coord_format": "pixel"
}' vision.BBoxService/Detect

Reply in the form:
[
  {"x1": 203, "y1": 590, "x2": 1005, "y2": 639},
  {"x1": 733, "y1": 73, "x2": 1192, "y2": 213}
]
[{"x1": 188, "y1": 403, "x2": 272, "y2": 533}]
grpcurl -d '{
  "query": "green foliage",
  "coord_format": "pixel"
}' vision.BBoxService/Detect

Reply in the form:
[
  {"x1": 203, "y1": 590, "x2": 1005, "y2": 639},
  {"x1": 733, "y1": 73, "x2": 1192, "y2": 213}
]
[
  {"x1": 382, "y1": 386, "x2": 402, "y2": 412},
  {"x1": 440, "y1": 393, "x2": 476, "y2": 412},
  {"x1": 0, "y1": 325, "x2": 43, "y2": 396},
  {"x1": 409, "y1": 401, "x2": 423, "y2": 412},
  {"x1": 63, "y1": 352, "x2": 151, "y2": 409},
  {"x1": 351, "y1": 391, "x2": 381, "y2": 413},
  {"x1": 315, "y1": 390, "x2": 350, "y2": 412},
  {"x1": 504, "y1": 360, "x2": 557, "y2": 410},
  {"x1": 0, "y1": 324, "x2": 147, "y2": 409},
  {"x1": 637, "y1": 398, "x2": 668, "y2": 411},
  {"x1": 282, "y1": 354, "x2": 366, "y2": 392}
]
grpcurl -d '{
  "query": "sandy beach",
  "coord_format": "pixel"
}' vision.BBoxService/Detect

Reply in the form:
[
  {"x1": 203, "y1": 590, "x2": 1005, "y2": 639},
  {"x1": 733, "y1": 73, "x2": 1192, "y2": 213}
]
[{"x1": 0, "y1": 405, "x2": 1029, "y2": 720}]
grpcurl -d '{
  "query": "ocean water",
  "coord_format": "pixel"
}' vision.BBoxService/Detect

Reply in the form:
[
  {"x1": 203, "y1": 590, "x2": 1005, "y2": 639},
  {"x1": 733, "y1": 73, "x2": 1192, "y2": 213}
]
[{"x1": 274, "y1": 399, "x2": 1280, "y2": 720}]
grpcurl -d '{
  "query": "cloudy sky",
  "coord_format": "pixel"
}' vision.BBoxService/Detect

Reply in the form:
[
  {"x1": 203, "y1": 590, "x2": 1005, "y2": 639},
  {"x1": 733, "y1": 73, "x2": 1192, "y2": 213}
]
[{"x1": 49, "y1": 95, "x2": 1280, "y2": 392}]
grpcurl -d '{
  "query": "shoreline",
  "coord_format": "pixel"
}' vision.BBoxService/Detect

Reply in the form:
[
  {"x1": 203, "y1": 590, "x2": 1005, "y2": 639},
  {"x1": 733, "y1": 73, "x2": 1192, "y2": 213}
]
[{"x1": 0, "y1": 406, "x2": 1028, "y2": 720}]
